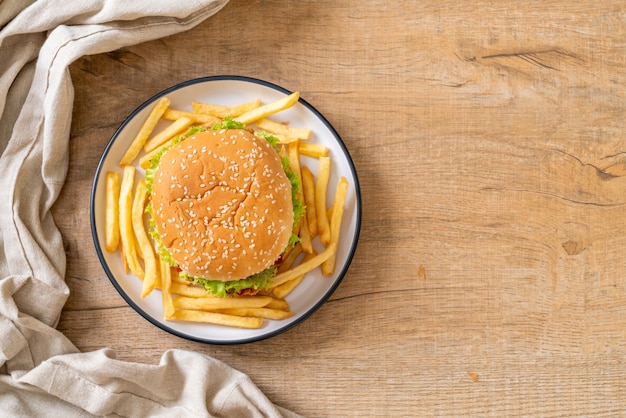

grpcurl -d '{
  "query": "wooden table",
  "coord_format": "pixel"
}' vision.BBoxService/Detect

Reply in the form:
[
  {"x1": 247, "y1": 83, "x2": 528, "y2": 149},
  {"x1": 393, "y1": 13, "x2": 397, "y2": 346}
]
[{"x1": 54, "y1": 0, "x2": 626, "y2": 415}]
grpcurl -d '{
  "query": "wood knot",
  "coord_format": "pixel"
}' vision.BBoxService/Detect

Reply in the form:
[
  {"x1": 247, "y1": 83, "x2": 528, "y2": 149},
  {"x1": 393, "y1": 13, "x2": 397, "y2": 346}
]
[
  {"x1": 417, "y1": 265, "x2": 426, "y2": 280},
  {"x1": 562, "y1": 240, "x2": 585, "y2": 256}
]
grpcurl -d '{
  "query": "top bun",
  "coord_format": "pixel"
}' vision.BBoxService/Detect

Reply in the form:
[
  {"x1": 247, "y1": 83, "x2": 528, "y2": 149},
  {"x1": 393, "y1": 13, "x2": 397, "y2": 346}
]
[{"x1": 150, "y1": 129, "x2": 293, "y2": 282}]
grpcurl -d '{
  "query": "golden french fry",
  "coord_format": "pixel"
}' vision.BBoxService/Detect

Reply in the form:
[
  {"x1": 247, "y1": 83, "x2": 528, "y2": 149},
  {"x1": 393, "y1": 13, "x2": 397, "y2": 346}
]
[
  {"x1": 152, "y1": 255, "x2": 162, "y2": 292},
  {"x1": 170, "y1": 282, "x2": 211, "y2": 298},
  {"x1": 271, "y1": 243, "x2": 336, "y2": 287},
  {"x1": 265, "y1": 298, "x2": 290, "y2": 311},
  {"x1": 119, "y1": 240, "x2": 128, "y2": 274},
  {"x1": 192, "y1": 98, "x2": 261, "y2": 118},
  {"x1": 119, "y1": 166, "x2": 144, "y2": 279},
  {"x1": 299, "y1": 220, "x2": 313, "y2": 254},
  {"x1": 172, "y1": 274, "x2": 191, "y2": 285},
  {"x1": 105, "y1": 171, "x2": 121, "y2": 252},
  {"x1": 272, "y1": 274, "x2": 305, "y2": 300},
  {"x1": 131, "y1": 180, "x2": 149, "y2": 260},
  {"x1": 170, "y1": 309, "x2": 264, "y2": 329},
  {"x1": 278, "y1": 242, "x2": 303, "y2": 273},
  {"x1": 315, "y1": 156, "x2": 332, "y2": 244},
  {"x1": 132, "y1": 180, "x2": 158, "y2": 298},
  {"x1": 287, "y1": 141, "x2": 302, "y2": 181},
  {"x1": 139, "y1": 136, "x2": 176, "y2": 169},
  {"x1": 273, "y1": 251, "x2": 318, "y2": 299},
  {"x1": 322, "y1": 176, "x2": 349, "y2": 276},
  {"x1": 256, "y1": 118, "x2": 311, "y2": 140},
  {"x1": 143, "y1": 116, "x2": 193, "y2": 153},
  {"x1": 217, "y1": 307, "x2": 293, "y2": 321},
  {"x1": 234, "y1": 92, "x2": 300, "y2": 125},
  {"x1": 160, "y1": 257, "x2": 175, "y2": 320},
  {"x1": 301, "y1": 166, "x2": 318, "y2": 238},
  {"x1": 299, "y1": 142, "x2": 329, "y2": 158},
  {"x1": 172, "y1": 295, "x2": 273, "y2": 310},
  {"x1": 163, "y1": 108, "x2": 221, "y2": 125},
  {"x1": 119, "y1": 97, "x2": 170, "y2": 166}
]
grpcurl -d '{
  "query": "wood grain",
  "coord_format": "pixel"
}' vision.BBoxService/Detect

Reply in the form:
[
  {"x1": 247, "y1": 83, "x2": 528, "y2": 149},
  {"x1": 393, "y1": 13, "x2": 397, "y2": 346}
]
[{"x1": 53, "y1": 0, "x2": 626, "y2": 416}]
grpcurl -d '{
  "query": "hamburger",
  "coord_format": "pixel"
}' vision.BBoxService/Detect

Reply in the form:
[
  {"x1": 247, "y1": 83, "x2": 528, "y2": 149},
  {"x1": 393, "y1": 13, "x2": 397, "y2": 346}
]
[{"x1": 146, "y1": 120, "x2": 303, "y2": 297}]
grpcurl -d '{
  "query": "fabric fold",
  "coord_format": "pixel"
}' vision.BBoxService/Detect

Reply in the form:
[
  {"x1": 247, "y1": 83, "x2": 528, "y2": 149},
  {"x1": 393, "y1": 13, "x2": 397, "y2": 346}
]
[
  {"x1": 20, "y1": 349, "x2": 298, "y2": 418},
  {"x1": 0, "y1": 1, "x2": 301, "y2": 416}
]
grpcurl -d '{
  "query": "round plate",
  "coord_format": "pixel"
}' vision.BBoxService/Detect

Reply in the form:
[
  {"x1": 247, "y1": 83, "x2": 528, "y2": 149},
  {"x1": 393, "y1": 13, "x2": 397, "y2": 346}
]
[{"x1": 90, "y1": 76, "x2": 361, "y2": 344}]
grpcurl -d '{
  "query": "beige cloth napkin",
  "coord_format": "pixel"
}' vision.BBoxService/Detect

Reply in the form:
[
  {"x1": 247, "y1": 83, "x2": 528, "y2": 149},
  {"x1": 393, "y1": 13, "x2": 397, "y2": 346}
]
[{"x1": 0, "y1": 1, "x2": 301, "y2": 417}]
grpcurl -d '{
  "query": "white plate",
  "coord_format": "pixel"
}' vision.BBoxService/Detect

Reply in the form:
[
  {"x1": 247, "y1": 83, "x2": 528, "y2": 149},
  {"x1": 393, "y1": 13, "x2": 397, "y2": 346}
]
[{"x1": 91, "y1": 76, "x2": 361, "y2": 344}]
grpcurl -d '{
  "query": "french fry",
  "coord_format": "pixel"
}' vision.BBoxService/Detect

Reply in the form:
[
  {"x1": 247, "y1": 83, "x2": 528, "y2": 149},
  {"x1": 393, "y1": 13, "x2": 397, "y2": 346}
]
[
  {"x1": 172, "y1": 274, "x2": 191, "y2": 285},
  {"x1": 234, "y1": 92, "x2": 300, "y2": 125},
  {"x1": 160, "y1": 257, "x2": 175, "y2": 319},
  {"x1": 118, "y1": 166, "x2": 143, "y2": 278},
  {"x1": 315, "y1": 156, "x2": 332, "y2": 244},
  {"x1": 265, "y1": 298, "x2": 290, "y2": 311},
  {"x1": 131, "y1": 180, "x2": 149, "y2": 259},
  {"x1": 172, "y1": 295, "x2": 273, "y2": 310},
  {"x1": 139, "y1": 136, "x2": 176, "y2": 169},
  {"x1": 132, "y1": 179, "x2": 158, "y2": 298},
  {"x1": 105, "y1": 171, "x2": 121, "y2": 252},
  {"x1": 143, "y1": 116, "x2": 193, "y2": 153},
  {"x1": 119, "y1": 240, "x2": 128, "y2": 273},
  {"x1": 163, "y1": 108, "x2": 221, "y2": 125},
  {"x1": 272, "y1": 274, "x2": 305, "y2": 300},
  {"x1": 171, "y1": 309, "x2": 264, "y2": 329},
  {"x1": 271, "y1": 243, "x2": 337, "y2": 287},
  {"x1": 288, "y1": 140, "x2": 302, "y2": 181},
  {"x1": 299, "y1": 220, "x2": 313, "y2": 254},
  {"x1": 322, "y1": 176, "x2": 349, "y2": 276},
  {"x1": 192, "y1": 98, "x2": 261, "y2": 118},
  {"x1": 278, "y1": 242, "x2": 303, "y2": 273},
  {"x1": 301, "y1": 166, "x2": 318, "y2": 238},
  {"x1": 299, "y1": 142, "x2": 329, "y2": 158},
  {"x1": 256, "y1": 118, "x2": 311, "y2": 140},
  {"x1": 273, "y1": 251, "x2": 318, "y2": 299},
  {"x1": 216, "y1": 307, "x2": 293, "y2": 321},
  {"x1": 119, "y1": 97, "x2": 170, "y2": 166},
  {"x1": 152, "y1": 256, "x2": 162, "y2": 291},
  {"x1": 170, "y1": 282, "x2": 211, "y2": 298}
]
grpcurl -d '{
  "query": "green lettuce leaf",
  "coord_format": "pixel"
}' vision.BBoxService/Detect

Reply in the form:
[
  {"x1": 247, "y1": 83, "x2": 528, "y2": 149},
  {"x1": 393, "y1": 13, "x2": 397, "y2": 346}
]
[
  {"x1": 184, "y1": 266, "x2": 277, "y2": 298},
  {"x1": 211, "y1": 116, "x2": 246, "y2": 130},
  {"x1": 257, "y1": 130, "x2": 306, "y2": 247}
]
